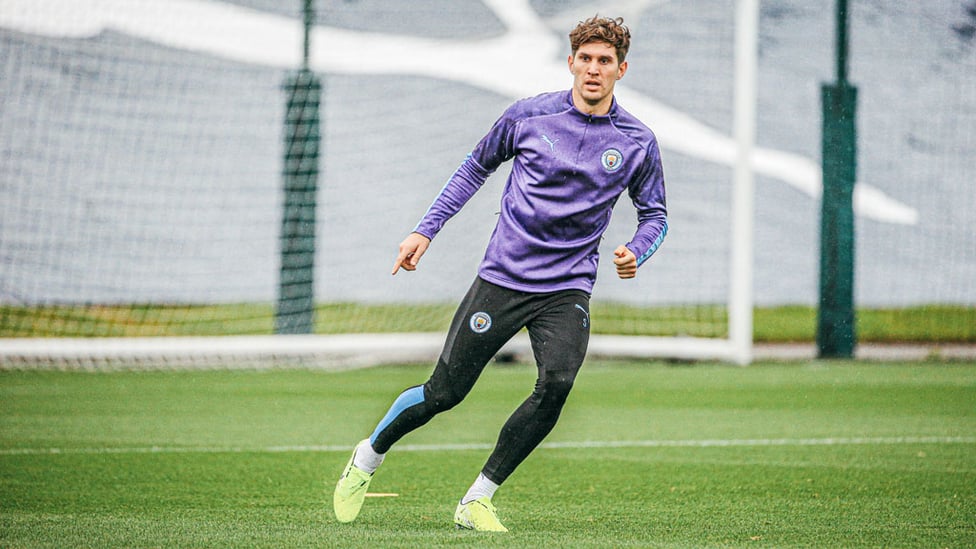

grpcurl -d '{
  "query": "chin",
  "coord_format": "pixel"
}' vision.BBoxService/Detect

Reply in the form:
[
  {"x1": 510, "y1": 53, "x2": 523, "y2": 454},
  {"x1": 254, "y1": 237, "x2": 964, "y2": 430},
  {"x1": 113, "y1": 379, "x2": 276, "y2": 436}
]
[{"x1": 583, "y1": 91, "x2": 607, "y2": 103}]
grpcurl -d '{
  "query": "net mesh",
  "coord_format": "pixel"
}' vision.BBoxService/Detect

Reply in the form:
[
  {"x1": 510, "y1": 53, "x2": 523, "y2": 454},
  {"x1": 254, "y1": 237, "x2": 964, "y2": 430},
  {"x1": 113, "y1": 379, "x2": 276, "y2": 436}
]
[{"x1": 1, "y1": 1, "x2": 973, "y2": 362}]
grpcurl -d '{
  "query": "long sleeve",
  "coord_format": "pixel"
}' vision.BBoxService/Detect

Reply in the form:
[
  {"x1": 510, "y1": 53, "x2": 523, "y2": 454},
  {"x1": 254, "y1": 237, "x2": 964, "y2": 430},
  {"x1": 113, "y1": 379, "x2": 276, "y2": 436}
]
[
  {"x1": 412, "y1": 155, "x2": 492, "y2": 240},
  {"x1": 412, "y1": 105, "x2": 519, "y2": 240},
  {"x1": 626, "y1": 139, "x2": 668, "y2": 267}
]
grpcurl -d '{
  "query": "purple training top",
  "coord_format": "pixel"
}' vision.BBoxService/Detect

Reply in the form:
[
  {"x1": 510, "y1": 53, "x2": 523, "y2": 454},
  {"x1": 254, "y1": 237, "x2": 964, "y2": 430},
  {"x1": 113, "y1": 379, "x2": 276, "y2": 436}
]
[{"x1": 414, "y1": 90, "x2": 668, "y2": 294}]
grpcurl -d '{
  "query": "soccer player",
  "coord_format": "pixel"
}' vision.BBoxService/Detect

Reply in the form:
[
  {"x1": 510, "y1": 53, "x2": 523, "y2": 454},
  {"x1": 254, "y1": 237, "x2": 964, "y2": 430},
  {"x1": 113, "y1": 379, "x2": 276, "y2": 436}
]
[{"x1": 334, "y1": 15, "x2": 667, "y2": 531}]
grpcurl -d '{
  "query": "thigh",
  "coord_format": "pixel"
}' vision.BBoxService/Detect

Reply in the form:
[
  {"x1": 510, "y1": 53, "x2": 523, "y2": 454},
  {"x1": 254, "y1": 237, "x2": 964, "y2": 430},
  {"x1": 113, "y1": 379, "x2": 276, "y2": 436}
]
[
  {"x1": 426, "y1": 278, "x2": 532, "y2": 402},
  {"x1": 526, "y1": 291, "x2": 591, "y2": 378}
]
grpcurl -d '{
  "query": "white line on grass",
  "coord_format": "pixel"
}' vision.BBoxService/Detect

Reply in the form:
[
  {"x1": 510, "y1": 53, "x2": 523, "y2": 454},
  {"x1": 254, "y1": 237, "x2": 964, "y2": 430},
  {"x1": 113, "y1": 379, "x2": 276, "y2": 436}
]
[{"x1": 1, "y1": 436, "x2": 973, "y2": 456}]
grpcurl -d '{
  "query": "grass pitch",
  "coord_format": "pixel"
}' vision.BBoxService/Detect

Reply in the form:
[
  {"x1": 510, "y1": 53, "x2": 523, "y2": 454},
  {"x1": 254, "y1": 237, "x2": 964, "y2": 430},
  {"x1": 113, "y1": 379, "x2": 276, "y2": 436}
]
[{"x1": 2, "y1": 360, "x2": 974, "y2": 547}]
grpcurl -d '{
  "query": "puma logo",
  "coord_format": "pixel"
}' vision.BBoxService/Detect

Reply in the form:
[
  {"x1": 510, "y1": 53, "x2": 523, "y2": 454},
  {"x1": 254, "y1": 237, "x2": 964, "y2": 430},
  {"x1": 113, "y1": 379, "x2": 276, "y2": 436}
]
[
  {"x1": 541, "y1": 134, "x2": 559, "y2": 152},
  {"x1": 575, "y1": 303, "x2": 590, "y2": 328}
]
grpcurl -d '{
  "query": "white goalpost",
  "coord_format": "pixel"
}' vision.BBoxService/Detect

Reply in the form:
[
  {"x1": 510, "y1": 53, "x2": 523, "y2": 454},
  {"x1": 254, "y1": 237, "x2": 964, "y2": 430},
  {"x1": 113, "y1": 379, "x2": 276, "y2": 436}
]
[{"x1": 729, "y1": 0, "x2": 759, "y2": 365}]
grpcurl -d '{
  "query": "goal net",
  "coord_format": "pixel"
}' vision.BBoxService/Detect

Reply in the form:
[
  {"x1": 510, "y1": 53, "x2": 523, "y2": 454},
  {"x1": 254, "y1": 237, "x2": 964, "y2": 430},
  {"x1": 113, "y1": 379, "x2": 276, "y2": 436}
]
[{"x1": 1, "y1": 1, "x2": 761, "y2": 368}]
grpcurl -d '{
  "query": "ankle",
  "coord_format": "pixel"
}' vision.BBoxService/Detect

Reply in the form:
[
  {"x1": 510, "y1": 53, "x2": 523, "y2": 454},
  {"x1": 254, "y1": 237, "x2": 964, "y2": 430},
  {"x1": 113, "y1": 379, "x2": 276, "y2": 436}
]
[
  {"x1": 352, "y1": 439, "x2": 385, "y2": 474},
  {"x1": 461, "y1": 472, "x2": 500, "y2": 504}
]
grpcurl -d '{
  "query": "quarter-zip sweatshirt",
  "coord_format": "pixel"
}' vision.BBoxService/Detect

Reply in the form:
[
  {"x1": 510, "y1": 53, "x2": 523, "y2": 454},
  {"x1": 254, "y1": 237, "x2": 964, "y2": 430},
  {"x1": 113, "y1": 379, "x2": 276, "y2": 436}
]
[{"x1": 414, "y1": 90, "x2": 668, "y2": 294}]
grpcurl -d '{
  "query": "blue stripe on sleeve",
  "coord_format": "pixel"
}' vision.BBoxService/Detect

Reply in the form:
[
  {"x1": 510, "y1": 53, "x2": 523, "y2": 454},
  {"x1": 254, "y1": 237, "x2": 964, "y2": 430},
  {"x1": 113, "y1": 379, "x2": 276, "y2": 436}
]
[{"x1": 636, "y1": 221, "x2": 668, "y2": 267}]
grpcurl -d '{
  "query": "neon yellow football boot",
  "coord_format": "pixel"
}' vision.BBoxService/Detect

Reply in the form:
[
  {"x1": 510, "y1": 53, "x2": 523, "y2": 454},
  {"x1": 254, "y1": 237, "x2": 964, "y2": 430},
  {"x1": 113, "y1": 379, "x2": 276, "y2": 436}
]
[
  {"x1": 333, "y1": 440, "x2": 373, "y2": 523},
  {"x1": 453, "y1": 496, "x2": 508, "y2": 532}
]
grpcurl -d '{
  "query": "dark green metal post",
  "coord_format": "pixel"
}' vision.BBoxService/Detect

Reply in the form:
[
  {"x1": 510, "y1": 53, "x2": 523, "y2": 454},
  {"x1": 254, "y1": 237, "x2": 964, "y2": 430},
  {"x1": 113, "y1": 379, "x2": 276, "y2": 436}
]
[
  {"x1": 275, "y1": 0, "x2": 321, "y2": 334},
  {"x1": 817, "y1": 0, "x2": 857, "y2": 358}
]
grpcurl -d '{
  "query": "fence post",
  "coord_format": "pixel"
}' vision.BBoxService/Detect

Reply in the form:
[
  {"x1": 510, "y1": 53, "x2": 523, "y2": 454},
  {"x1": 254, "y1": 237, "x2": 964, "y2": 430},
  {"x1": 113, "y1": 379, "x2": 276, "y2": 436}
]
[
  {"x1": 275, "y1": 1, "x2": 320, "y2": 334},
  {"x1": 817, "y1": 0, "x2": 857, "y2": 358}
]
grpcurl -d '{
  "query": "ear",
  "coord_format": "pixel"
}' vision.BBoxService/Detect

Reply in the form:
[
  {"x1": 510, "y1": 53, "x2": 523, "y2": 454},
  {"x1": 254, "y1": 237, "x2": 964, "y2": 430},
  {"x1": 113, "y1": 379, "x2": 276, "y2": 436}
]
[
  {"x1": 567, "y1": 53, "x2": 574, "y2": 73},
  {"x1": 617, "y1": 60, "x2": 628, "y2": 80}
]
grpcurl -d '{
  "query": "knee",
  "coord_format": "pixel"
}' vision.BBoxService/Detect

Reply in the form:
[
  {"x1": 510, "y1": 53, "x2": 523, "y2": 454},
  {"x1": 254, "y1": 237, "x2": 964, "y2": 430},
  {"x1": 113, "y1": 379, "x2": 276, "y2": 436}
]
[
  {"x1": 535, "y1": 371, "x2": 576, "y2": 409},
  {"x1": 424, "y1": 380, "x2": 466, "y2": 413}
]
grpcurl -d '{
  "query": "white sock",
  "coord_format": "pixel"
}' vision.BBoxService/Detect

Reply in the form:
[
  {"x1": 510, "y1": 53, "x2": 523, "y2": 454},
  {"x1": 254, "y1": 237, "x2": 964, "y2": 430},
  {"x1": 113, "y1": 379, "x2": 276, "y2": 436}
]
[
  {"x1": 461, "y1": 472, "x2": 499, "y2": 504},
  {"x1": 352, "y1": 439, "x2": 385, "y2": 474}
]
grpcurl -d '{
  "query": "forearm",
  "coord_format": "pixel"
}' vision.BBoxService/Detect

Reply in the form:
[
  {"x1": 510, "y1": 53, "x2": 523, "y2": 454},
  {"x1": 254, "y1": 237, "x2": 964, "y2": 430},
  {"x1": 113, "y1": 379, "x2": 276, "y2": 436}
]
[{"x1": 627, "y1": 211, "x2": 668, "y2": 268}]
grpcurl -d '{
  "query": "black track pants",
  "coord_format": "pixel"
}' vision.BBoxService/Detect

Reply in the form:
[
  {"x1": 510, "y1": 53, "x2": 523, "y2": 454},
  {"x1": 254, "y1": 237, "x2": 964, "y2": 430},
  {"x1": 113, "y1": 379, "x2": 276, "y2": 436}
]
[{"x1": 369, "y1": 277, "x2": 591, "y2": 484}]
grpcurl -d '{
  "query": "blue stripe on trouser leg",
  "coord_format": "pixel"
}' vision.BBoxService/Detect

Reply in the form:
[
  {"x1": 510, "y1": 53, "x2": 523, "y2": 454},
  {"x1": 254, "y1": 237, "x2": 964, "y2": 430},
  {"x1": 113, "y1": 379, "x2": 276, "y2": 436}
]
[{"x1": 369, "y1": 385, "x2": 425, "y2": 447}]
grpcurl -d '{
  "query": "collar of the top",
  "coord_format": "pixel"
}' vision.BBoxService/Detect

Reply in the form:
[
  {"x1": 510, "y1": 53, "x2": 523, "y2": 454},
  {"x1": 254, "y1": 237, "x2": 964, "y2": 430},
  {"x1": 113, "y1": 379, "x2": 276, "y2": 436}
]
[{"x1": 564, "y1": 89, "x2": 618, "y2": 121}]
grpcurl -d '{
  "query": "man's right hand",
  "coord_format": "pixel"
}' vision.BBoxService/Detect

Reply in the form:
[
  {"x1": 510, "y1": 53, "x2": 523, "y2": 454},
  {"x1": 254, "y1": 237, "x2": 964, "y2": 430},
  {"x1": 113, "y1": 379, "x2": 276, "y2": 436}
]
[{"x1": 391, "y1": 232, "x2": 431, "y2": 275}]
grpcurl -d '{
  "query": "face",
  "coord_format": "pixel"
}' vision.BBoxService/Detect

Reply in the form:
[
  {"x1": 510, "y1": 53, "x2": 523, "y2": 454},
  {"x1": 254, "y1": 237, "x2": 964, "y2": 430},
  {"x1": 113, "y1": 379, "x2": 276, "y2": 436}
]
[{"x1": 568, "y1": 41, "x2": 628, "y2": 114}]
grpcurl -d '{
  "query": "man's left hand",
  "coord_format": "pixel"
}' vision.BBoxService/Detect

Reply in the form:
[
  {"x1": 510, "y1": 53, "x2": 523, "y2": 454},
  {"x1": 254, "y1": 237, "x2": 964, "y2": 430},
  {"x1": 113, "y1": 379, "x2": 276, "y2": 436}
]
[{"x1": 613, "y1": 245, "x2": 637, "y2": 279}]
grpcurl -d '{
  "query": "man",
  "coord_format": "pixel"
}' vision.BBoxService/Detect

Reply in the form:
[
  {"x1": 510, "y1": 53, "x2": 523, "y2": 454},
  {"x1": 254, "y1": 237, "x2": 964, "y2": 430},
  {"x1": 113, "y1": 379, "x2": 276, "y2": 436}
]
[{"x1": 334, "y1": 15, "x2": 667, "y2": 532}]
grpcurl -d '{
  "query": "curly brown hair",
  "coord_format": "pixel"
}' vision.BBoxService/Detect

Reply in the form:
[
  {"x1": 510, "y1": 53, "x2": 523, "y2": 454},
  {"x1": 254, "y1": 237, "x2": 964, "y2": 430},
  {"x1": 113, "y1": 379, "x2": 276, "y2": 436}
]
[{"x1": 568, "y1": 16, "x2": 631, "y2": 63}]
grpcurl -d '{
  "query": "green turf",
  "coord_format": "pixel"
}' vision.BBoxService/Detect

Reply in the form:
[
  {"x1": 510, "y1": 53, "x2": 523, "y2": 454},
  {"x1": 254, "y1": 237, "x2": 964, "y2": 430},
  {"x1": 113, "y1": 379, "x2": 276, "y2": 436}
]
[{"x1": 2, "y1": 361, "x2": 975, "y2": 547}]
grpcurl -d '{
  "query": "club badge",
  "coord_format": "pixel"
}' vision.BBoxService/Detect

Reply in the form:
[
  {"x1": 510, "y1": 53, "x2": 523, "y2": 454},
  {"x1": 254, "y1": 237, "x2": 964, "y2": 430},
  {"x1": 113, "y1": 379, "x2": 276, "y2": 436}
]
[
  {"x1": 469, "y1": 312, "x2": 492, "y2": 333},
  {"x1": 601, "y1": 148, "x2": 623, "y2": 172}
]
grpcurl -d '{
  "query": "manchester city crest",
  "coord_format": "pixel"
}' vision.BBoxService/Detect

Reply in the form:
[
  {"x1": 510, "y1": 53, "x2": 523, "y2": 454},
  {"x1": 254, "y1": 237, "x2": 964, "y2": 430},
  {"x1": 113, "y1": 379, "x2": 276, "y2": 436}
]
[
  {"x1": 469, "y1": 312, "x2": 492, "y2": 333},
  {"x1": 601, "y1": 148, "x2": 623, "y2": 172}
]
